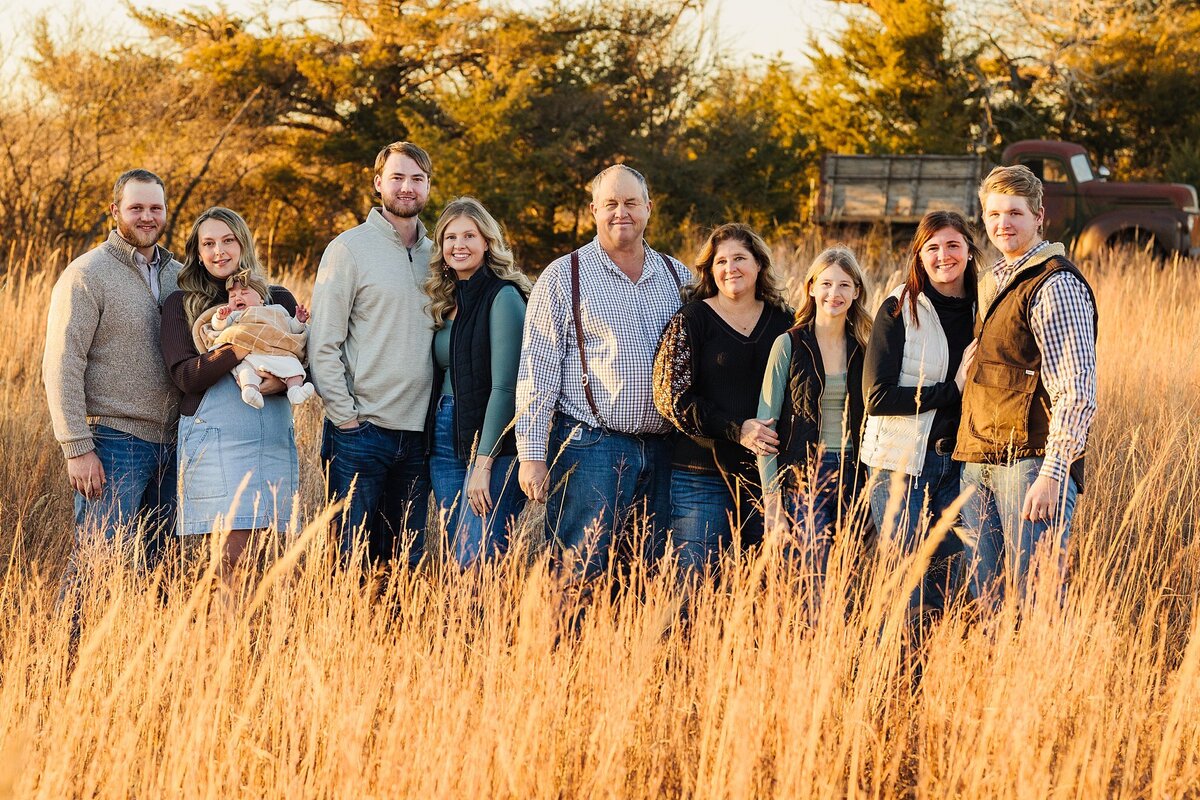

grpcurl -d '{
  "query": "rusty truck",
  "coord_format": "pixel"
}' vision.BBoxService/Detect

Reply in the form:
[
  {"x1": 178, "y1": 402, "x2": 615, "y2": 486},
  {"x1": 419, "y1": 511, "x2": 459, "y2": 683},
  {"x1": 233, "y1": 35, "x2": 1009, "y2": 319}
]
[{"x1": 816, "y1": 140, "x2": 1200, "y2": 259}]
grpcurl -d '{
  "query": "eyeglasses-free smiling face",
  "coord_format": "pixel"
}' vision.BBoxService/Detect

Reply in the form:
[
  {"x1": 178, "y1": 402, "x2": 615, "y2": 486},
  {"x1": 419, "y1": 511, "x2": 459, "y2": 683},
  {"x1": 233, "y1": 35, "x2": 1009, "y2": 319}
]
[
  {"x1": 111, "y1": 180, "x2": 166, "y2": 250},
  {"x1": 375, "y1": 152, "x2": 430, "y2": 220},
  {"x1": 983, "y1": 192, "x2": 1044, "y2": 261},
  {"x1": 711, "y1": 239, "x2": 761, "y2": 302},
  {"x1": 440, "y1": 216, "x2": 487, "y2": 280},
  {"x1": 920, "y1": 226, "x2": 970, "y2": 295},
  {"x1": 590, "y1": 169, "x2": 652, "y2": 252},
  {"x1": 197, "y1": 218, "x2": 243, "y2": 280},
  {"x1": 809, "y1": 264, "x2": 860, "y2": 320}
]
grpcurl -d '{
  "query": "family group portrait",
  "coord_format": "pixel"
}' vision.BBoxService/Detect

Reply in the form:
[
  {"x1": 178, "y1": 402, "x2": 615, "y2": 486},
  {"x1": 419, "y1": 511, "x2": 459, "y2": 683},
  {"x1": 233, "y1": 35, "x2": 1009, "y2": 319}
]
[{"x1": 2, "y1": 0, "x2": 1199, "y2": 796}]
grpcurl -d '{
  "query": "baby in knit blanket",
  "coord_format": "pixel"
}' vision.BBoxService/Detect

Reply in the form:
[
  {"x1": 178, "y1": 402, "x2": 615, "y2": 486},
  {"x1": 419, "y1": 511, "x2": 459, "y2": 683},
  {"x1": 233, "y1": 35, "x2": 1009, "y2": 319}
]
[{"x1": 194, "y1": 278, "x2": 317, "y2": 409}]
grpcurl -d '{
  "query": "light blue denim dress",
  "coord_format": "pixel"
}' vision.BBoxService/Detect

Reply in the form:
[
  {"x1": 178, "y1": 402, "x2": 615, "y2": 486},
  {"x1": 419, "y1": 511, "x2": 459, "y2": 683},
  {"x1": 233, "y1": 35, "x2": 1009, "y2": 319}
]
[{"x1": 176, "y1": 373, "x2": 299, "y2": 535}]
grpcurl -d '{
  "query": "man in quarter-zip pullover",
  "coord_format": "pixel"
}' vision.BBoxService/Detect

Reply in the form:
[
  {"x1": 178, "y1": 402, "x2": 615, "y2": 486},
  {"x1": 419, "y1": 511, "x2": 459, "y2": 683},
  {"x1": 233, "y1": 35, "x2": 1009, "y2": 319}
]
[
  {"x1": 310, "y1": 141, "x2": 435, "y2": 567},
  {"x1": 43, "y1": 169, "x2": 181, "y2": 581}
]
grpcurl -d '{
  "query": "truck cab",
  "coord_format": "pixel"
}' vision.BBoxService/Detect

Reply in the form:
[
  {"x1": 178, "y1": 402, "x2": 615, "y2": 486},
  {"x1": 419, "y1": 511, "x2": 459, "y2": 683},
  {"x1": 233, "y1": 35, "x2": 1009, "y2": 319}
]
[{"x1": 1001, "y1": 140, "x2": 1200, "y2": 259}]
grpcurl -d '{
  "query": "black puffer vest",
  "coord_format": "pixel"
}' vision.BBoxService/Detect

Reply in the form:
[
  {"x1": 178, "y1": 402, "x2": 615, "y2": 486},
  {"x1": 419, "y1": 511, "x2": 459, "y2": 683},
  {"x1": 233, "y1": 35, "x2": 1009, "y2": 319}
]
[
  {"x1": 431, "y1": 267, "x2": 527, "y2": 460},
  {"x1": 774, "y1": 324, "x2": 865, "y2": 489}
]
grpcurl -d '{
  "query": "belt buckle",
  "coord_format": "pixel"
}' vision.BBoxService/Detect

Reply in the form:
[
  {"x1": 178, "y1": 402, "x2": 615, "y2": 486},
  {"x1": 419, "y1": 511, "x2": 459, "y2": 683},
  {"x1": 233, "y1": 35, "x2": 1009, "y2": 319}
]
[{"x1": 934, "y1": 437, "x2": 956, "y2": 456}]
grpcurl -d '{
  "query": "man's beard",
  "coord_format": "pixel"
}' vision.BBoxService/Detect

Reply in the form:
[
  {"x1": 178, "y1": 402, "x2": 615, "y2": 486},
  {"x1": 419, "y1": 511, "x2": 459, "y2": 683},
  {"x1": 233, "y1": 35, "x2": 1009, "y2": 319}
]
[
  {"x1": 383, "y1": 193, "x2": 427, "y2": 219},
  {"x1": 116, "y1": 218, "x2": 164, "y2": 249}
]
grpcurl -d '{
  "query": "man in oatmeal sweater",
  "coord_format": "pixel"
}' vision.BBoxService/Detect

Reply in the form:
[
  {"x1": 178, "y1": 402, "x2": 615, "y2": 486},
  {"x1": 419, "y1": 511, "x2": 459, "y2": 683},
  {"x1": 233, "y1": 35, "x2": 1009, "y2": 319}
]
[{"x1": 43, "y1": 169, "x2": 182, "y2": 582}]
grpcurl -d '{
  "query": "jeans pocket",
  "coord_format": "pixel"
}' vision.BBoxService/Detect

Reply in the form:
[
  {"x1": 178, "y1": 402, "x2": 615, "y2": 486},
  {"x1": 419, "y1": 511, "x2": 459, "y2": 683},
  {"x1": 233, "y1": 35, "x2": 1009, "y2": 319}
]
[
  {"x1": 181, "y1": 425, "x2": 227, "y2": 501},
  {"x1": 91, "y1": 424, "x2": 134, "y2": 441},
  {"x1": 557, "y1": 422, "x2": 605, "y2": 450},
  {"x1": 333, "y1": 420, "x2": 373, "y2": 437}
]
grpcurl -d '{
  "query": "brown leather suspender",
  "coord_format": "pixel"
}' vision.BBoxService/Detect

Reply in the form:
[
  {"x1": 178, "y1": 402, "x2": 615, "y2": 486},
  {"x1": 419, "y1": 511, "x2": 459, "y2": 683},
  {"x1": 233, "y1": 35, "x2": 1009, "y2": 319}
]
[{"x1": 569, "y1": 250, "x2": 682, "y2": 430}]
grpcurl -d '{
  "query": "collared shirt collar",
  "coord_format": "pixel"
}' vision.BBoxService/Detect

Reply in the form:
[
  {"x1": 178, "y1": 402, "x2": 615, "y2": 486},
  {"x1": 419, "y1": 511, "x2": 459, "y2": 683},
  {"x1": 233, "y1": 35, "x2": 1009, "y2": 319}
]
[
  {"x1": 589, "y1": 236, "x2": 662, "y2": 283},
  {"x1": 993, "y1": 239, "x2": 1051, "y2": 292}
]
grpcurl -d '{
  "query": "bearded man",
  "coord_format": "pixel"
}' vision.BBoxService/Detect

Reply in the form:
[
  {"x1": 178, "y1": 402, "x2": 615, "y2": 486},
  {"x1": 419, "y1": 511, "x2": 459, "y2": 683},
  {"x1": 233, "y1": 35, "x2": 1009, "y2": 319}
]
[
  {"x1": 43, "y1": 169, "x2": 182, "y2": 581},
  {"x1": 309, "y1": 141, "x2": 436, "y2": 566}
]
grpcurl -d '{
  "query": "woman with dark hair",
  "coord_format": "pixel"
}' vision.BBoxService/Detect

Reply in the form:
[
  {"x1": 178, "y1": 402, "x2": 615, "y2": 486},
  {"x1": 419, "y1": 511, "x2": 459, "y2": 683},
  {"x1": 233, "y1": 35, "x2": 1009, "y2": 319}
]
[
  {"x1": 160, "y1": 207, "x2": 301, "y2": 580},
  {"x1": 653, "y1": 223, "x2": 792, "y2": 578},
  {"x1": 757, "y1": 245, "x2": 873, "y2": 579},
  {"x1": 424, "y1": 197, "x2": 530, "y2": 567},
  {"x1": 860, "y1": 209, "x2": 980, "y2": 618}
]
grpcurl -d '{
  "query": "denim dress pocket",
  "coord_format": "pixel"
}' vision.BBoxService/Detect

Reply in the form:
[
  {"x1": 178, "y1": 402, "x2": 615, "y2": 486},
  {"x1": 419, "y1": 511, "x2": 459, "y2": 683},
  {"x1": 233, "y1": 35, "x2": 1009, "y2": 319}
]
[{"x1": 180, "y1": 421, "x2": 227, "y2": 502}]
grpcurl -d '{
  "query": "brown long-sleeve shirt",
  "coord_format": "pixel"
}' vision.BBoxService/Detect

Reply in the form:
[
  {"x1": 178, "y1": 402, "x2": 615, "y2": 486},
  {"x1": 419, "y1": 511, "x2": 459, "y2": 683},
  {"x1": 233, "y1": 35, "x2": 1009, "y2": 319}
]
[{"x1": 160, "y1": 286, "x2": 297, "y2": 416}]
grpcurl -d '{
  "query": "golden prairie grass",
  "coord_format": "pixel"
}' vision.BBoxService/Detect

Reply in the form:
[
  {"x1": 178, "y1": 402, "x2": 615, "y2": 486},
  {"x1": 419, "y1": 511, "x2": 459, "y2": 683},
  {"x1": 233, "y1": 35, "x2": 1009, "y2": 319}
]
[{"x1": 1, "y1": 241, "x2": 1199, "y2": 798}]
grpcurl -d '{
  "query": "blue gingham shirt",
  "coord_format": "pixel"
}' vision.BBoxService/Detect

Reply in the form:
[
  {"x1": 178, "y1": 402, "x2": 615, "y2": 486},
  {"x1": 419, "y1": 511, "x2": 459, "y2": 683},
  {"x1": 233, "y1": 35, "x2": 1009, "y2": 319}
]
[
  {"x1": 515, "y1": 238, "x2": 690, "y2": 461},
  {"x1": 993, "y1": 240, "x2": 1097, "y2": 483}
]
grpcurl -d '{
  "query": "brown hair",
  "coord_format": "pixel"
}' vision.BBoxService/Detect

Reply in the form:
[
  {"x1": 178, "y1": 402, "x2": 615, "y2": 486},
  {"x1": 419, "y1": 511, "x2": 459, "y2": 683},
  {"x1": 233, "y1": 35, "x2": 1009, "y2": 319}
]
[
  {"x1": 978, "y1": 164, "x2": 1044, "y2": 215},
  {"x1": 178, "y1": 207, "x2": 271, "y2": 327},
  {"x1": 112, "y1": 169, "x2": 166, "y2": 208},
  {"x1": 683, "y1": 222, "x2": 786, "y2": 309},
  {"x1": 895, "y1": 210, "x2": 981, "y2": 325},
  {"x1": 792, "y1": 245, "x2": 873, "y2": 348},
  {"x1": 373, "y1": 141, "x2": 433, "y2": 183}
]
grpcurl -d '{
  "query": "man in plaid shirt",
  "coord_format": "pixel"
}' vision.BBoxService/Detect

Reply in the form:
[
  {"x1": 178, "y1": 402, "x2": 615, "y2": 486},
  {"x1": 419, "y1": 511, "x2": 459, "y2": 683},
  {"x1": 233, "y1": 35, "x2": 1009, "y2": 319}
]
[
  {"x1": 516, "y1": 164, "x2": 690, "y2": 582},
  {"x1": 954, "y1": 164, "x2": 1098, "y2": 605}
]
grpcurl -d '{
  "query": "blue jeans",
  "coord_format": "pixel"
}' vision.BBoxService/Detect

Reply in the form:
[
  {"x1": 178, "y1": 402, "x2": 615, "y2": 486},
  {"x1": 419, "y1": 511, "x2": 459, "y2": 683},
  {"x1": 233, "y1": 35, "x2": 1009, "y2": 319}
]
[
  {"x1": 429, "y1": 396, "x2": 526, "y2": 568},
  {"x1": 959, "y1": 457, "x2": 1078, "y2": 606},
  {"x1": 321, "y1": 419, "x2": 430, "y2": 567},
  {"x1": 782, "y1": 451, "x2": 864, "y2": 581},
  {"x1": 868, "y1": 449, "x2": 964, "y2": 615},
  {"x1": 544, "y1": 416, "x2": 672, "y2": 583},
  {"x1": 63, "y1": 424, "x2": 177, "y2": 592},
  {"x1": 670, "y1": 469, "x2": 763, "y2": 578}
]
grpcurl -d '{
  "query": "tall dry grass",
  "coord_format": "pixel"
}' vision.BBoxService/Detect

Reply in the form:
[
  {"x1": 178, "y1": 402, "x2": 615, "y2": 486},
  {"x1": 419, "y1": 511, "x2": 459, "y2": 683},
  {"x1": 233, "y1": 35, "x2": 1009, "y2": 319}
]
[{"x1": 1, "y1": 240, "x2": 1199, "y2": 798}]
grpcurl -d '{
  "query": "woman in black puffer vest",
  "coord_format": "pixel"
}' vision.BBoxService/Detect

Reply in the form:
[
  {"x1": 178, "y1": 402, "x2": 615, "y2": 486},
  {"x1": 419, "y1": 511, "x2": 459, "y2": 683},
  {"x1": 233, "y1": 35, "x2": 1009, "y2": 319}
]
[
  {"x1": 757, "y1": 245, "x2": 873, "y2": 580},
  {"x1": 424, "y1": 198, "x2": 530, "y2": 568}
]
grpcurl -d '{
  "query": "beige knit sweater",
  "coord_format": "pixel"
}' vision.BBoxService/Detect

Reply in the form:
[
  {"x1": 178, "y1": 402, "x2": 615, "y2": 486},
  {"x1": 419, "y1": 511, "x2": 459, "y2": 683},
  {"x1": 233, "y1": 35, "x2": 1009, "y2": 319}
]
[{"x1": 43, "y1": 231, "x2": 182, "y2": 457}]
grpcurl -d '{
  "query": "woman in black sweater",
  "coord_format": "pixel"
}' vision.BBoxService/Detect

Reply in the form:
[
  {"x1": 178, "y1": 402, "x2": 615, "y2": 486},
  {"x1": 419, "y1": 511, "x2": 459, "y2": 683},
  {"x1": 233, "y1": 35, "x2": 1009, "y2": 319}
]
[
  {"x1": 653, "y1": 223, "x2": 792, "y2": 579},
  {"x1": 860, "y1": 210, "x2": 980, "y2": 617}
]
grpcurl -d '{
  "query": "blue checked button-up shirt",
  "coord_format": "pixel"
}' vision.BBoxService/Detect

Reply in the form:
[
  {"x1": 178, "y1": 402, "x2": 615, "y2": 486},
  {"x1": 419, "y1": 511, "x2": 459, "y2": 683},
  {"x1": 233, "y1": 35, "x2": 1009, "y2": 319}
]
[
  {"x1": 515, "y1": 238, "x2": 691, "y2": 461},
  {"x1": 992, "y1": 241, "x2": 1098, "y2": 484}
]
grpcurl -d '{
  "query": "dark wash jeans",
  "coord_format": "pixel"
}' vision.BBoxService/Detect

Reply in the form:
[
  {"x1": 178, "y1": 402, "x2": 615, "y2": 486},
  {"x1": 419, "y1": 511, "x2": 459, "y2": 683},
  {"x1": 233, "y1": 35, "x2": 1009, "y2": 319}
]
[
  {"x1": 428, "y1": 395, "x2": 526, "y2": 568},
  {"x1": 543, "y1": 416, "x2": 672, "y2": 583},
  {"x1": 670, "y1": 469, "x2": 764, "y2": 579},
  {"x1": 62, "y1": 423, "x2": 176, "y2": 595},
  {"x1": 868, "y1": 448, "x2": 965, "y2": 616},
  {"x1": 321, "y1": 419, "x2": 430, "y2": 567}
]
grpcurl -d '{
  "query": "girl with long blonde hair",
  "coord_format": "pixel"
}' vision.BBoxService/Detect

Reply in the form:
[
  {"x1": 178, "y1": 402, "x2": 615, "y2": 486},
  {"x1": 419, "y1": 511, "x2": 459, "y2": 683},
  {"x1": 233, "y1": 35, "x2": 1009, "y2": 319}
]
[
  {"x1": 757, "y1": 244, "x2": 873, "y2": 585},
  {"x1": 423, "y1": 197, "x2": 529, "y2": 567}
]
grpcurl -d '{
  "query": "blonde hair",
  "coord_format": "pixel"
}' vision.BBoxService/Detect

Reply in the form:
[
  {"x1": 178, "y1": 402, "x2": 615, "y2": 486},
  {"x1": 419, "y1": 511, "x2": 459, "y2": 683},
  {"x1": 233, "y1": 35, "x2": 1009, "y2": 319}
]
[
  {"x1": 179, "y1": 207, "x2": 271, "y2": 327},
  {"x1": 978, "y1": 164, "x2": 1044, "y2": 215},
  {"x1": 792, "y1": 245, "x2": 873, "y2": 348},
  {"x1": 424, "y1": 198, "x2": 531, "y2": 330}
]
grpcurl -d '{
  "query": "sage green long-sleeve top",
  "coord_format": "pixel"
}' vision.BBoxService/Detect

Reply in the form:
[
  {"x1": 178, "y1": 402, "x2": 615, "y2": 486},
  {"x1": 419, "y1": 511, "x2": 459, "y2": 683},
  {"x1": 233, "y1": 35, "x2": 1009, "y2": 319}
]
[{"x1": 433, "y1": 285, "x2": 526, "y2": 458}]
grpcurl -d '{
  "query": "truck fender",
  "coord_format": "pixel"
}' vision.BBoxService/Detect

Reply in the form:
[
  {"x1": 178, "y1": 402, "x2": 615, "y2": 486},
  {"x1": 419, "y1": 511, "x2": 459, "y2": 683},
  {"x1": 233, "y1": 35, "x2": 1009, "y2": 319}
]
[{"x1": 1074, "y1": 210, "x2": 1177, "y2": 259}]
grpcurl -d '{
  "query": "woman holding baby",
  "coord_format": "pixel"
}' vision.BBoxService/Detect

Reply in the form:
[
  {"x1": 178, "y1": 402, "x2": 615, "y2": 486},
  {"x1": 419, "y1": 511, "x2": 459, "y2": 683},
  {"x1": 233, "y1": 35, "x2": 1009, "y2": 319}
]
[{"x1": 160, "y1": 207, "x2": 309, "y2": 579}]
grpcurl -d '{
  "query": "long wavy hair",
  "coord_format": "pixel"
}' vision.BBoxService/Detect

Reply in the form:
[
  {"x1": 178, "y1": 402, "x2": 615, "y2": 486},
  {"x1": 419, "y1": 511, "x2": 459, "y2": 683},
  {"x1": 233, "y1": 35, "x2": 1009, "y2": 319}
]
[
  {"x1": 424, "y1": 197, "x2": 531, "y2": 330},
  {"x1": 792, "y1": 245, "x2": 873, "y2": 348},
  {"x1": 895, "y1": 210, "x2": 981, "y2": 326},
  {"x1": 682, "y1": 222, "x2": 787, "y2": 309},
  {"x1": 179, "y1": 207, "x2": 271, "y2": 327}
]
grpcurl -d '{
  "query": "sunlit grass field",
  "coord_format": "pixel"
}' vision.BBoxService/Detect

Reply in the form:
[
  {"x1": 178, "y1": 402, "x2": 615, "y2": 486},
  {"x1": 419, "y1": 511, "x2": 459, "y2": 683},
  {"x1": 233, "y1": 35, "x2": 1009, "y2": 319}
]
[{"x1": 1, "y1": 239, "x2": 1198, "y2": 798}]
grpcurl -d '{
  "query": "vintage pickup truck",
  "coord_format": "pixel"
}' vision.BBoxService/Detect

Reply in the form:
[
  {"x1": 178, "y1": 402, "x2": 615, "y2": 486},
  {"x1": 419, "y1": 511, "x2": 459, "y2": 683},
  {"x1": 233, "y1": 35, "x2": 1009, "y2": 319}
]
[{"x1": 817, "y1": 140, "x2": 1200, "y2": 259}]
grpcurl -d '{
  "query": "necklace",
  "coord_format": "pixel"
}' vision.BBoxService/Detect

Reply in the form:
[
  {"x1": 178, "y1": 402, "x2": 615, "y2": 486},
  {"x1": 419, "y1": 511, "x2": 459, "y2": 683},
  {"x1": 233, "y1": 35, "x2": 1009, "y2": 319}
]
[{"x1": 710, "y1": 297, "x2": 763, "y2": 334}]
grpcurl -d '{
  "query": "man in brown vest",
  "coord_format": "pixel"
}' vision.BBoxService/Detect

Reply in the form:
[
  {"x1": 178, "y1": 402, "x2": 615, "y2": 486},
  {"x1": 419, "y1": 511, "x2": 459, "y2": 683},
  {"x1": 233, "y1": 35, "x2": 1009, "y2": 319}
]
[{"x1": 954, "y1": 164, "x2": 1097, "y2": 605}]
